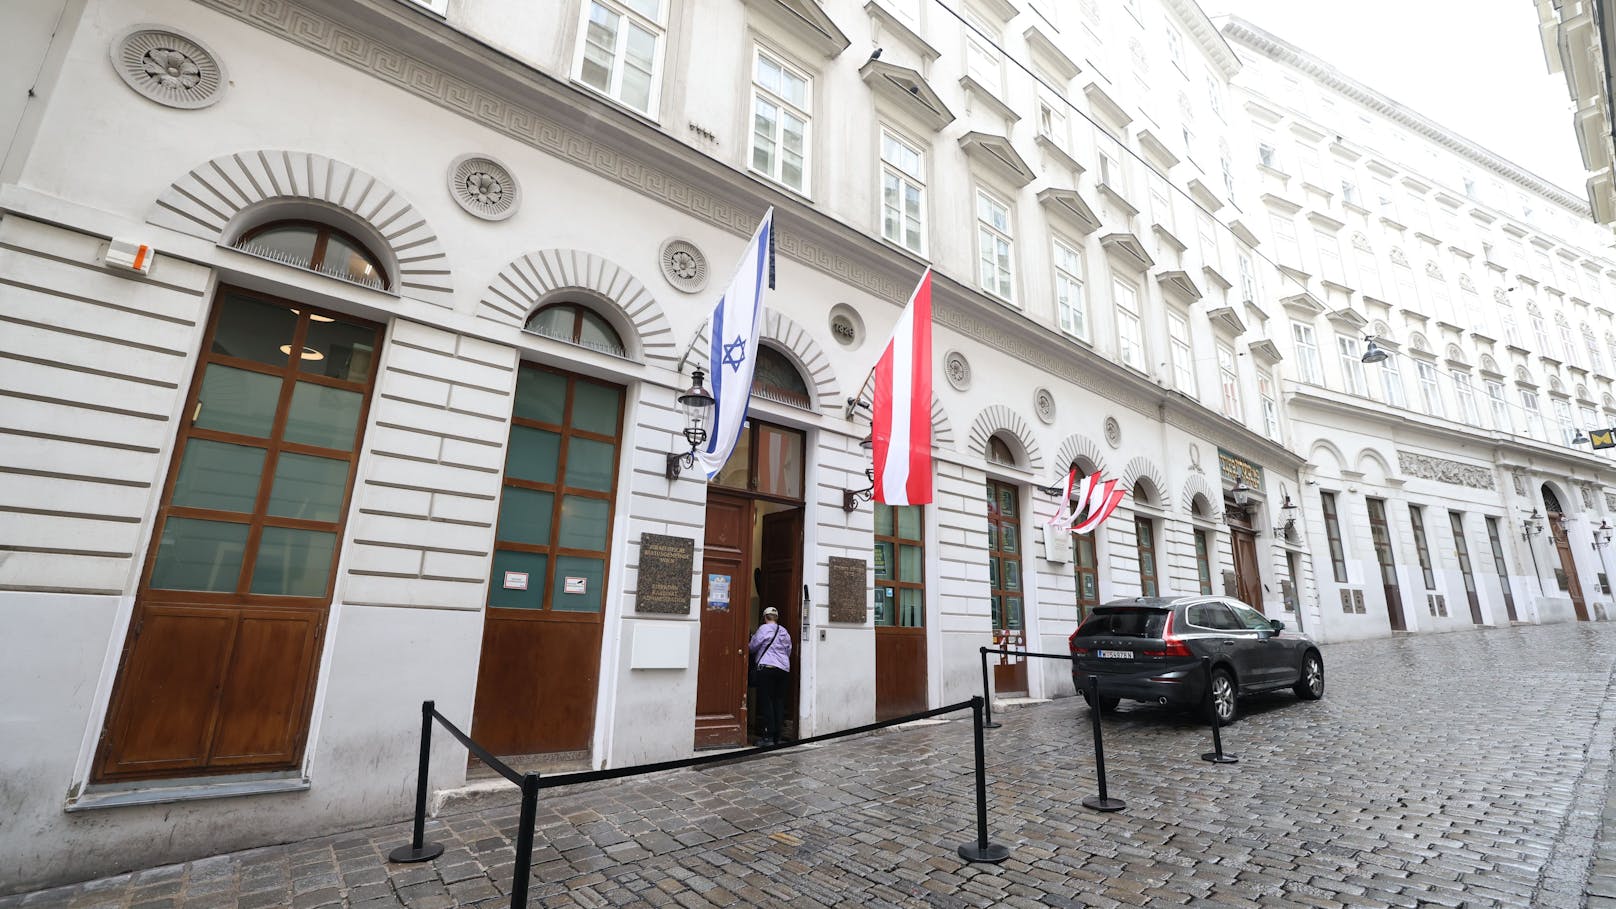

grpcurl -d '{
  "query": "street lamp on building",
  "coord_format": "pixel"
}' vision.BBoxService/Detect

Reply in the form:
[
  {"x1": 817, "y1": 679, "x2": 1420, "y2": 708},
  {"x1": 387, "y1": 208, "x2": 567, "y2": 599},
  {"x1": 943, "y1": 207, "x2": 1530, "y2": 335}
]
[
  {"x1": 1593, "y1": 520, "x2": 1613, "y2": 550},
  {"x1": 1360, "y1": 336, "x2": 1390, "y2": 364},
  {"x1": 1573, "y1": 427, "x2": 1591, "y2": 445},
  {"x1": 1230, "y1": 479, "x2": 1253, "y2": 508},
  {"x1": 842, "y1": 436, "x2": 875, "y2": 512},
  {"x1": 665, "y1": 368, "x2": 715, "y2": 480},
  {"x1": 1521, "y1": 508, "x2": 1544, "y2": 540},
  {"x1": 1273, "y1": 493, "x2": 1298, "y2": 538}
]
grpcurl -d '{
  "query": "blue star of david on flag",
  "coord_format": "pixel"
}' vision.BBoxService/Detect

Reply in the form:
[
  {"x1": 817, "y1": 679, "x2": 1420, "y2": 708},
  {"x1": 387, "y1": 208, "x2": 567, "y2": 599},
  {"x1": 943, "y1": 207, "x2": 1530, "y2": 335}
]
[{"x1": 721, "y1": 336, "x2": 747, "y2": 372}]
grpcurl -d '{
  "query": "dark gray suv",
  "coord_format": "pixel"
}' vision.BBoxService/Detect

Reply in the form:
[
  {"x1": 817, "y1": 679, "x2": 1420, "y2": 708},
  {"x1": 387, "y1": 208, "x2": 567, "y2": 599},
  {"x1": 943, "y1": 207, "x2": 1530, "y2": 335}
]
[{"x1": 1068, "y1": 596, "x2": 1324, "y2": 723}]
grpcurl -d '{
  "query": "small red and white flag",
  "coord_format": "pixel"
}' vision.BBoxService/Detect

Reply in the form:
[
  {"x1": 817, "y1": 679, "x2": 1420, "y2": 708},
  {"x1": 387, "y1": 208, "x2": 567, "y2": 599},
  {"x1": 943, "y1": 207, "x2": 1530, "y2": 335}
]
[
  {"x1": 1046, "y1": 466, "x2": 1078, "y2": 526},
  {"x1": 1069, "y1": 471, "x2": 1126, "y2": 534},
  {"x1": 872, "y1": 269, "x2": 934, "y2": 506}
]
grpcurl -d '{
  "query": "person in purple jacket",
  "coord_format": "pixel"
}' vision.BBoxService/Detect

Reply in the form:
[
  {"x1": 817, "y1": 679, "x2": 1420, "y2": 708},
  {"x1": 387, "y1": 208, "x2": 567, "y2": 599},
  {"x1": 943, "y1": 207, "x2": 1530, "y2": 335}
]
[{"x1": 748, "y1": 606, "x2": 792, "y2": 746}]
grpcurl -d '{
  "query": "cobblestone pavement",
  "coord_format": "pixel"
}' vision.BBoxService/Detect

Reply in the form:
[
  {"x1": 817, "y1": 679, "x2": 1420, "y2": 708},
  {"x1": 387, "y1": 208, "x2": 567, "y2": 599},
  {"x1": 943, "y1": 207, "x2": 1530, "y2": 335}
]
[{"x1": 10, "y1": 622, "x2": 1616, "y2": 908}]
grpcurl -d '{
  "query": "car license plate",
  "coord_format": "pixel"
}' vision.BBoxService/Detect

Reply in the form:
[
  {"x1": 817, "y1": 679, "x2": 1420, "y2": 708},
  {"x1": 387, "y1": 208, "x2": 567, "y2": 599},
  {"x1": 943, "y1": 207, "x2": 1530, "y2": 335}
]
[{"x1": 1097, "y1": 649, "x2": 1133, "y2": 659}]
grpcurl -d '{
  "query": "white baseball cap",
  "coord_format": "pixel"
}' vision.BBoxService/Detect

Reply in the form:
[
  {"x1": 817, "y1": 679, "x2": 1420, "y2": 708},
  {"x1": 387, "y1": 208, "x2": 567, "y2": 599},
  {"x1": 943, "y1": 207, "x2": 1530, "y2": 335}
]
[{"x1": 763, "y1": 607, "x2": 779, "y2": 617}]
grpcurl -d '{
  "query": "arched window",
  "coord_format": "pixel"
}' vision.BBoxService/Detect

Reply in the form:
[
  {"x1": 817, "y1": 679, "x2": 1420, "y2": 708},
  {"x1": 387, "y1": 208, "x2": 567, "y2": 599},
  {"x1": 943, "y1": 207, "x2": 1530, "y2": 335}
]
[
  {"x1": 987, "y1": 434, "x2": 1016, "y2": 465},
  {"x1": 1543, "y1": 483, "x2": 1564, "y2": 514},
  {"x1": 751, "y1": 345, "x2": 812, "y2": 409},
  {"x1": 236, "y1": 220, "x2": 386, "y2": 290},
  {"x1": 1132, "y1": 481, "x2": 1151, "y2": 506},
  {"x1": 525, "y1": 302, "x2": 626, "y2": 357}
]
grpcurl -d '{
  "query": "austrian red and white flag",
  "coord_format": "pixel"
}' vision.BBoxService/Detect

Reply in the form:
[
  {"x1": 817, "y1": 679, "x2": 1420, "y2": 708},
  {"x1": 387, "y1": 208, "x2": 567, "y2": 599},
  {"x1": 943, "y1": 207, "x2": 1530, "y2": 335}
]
[
  {"x1": 1045, "y1": 466, "x2": 1078, "y2": 526},
  {"x1": 872, "y1": 269, "x2": 934, "y2": 506},
  {"x1": 1070, "y1": 471, "x2": 1126, "y2": 534}
]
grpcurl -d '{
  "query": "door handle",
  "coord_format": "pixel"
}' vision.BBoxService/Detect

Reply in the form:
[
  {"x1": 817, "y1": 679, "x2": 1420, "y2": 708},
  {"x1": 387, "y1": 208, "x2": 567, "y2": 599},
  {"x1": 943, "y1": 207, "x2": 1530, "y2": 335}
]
[{"x1": 1220, "y1": 639, "x2": 1237, "y2": 646}]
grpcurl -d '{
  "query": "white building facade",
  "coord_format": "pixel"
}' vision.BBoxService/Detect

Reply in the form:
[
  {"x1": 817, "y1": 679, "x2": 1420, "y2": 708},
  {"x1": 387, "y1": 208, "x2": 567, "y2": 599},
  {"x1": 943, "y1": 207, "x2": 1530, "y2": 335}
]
[{"x1": 0, "y1": 0, "x2": 1607, "y2": 893}]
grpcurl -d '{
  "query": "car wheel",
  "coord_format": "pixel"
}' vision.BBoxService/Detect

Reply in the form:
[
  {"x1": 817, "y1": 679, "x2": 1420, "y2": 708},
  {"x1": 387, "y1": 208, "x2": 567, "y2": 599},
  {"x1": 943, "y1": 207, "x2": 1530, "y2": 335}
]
[
  {"x1": 1294, "y1": 651, "x2": 1324, "y2": 701},
  {"x1": 1080, "y1": 690, "x2": 1121, "y2": 712},
  {"x1": 1203, "y1": 667, "x2": 1238, "y2": 725}
]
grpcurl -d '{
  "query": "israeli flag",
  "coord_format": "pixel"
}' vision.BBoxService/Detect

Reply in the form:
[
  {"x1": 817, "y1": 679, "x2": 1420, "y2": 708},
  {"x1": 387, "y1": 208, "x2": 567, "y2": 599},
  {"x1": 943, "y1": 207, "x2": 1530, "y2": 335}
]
[{"x1": 694, "y1": 208, "x2": 774, "y2": 479}]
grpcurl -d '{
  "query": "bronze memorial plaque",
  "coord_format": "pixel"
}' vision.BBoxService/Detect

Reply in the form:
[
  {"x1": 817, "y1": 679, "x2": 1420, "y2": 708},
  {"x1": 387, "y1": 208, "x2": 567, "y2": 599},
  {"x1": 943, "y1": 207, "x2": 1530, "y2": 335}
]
[
  {"x1": 635, "y1": 533, "x2": 696, "y2": 614},
  {"x1": 827, "y1": 556, "x2": 868, "y2": 624}
]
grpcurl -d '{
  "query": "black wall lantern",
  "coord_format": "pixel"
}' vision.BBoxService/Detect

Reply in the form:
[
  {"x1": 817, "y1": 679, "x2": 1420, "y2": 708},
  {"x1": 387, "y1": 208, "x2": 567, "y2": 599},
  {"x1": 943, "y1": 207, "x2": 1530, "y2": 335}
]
[
  {"x1": 665, "y1": 367, "x2": 716, "y2": 481},
  {"x1": 1360, "y1": 336, "x2": 1389, "y2": 364},
  {"x1": 842, "y1": 435, "x2": 875, "y2": 511}
]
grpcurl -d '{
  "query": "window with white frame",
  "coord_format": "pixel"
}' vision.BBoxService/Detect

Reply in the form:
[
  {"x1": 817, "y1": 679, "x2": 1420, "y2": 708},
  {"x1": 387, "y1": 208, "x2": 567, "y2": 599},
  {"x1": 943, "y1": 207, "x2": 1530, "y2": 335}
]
[
  {"x1": 1530, "y1": 307, "x2": 1550, "y2": 354},
  {"x1": 975, "y1": 188, "x2": 1014, "y2": 302},
  {"x1": 1521, "y1": 389, "x2": 1545, "y2": 439},
  {"x1": 1337, "y1": 335, "x2": 1368, "y2": 395},
  {"x1": 1393, "y1": 263, "x2": 1420, "y2": 311},
  {"x1": 1451, "y1": 371, "x2": 1481, "y2": 425},
  {"x1": 1340, "y1": 175, "x2": 1360, "y2": 207},
  {"x1": 1218, "y1": 344, "x2": 1241, "y2": 417},
  {"x1": 1607, "y1": 332, "x2": 1616, "y2": 374},
  {"x1": 1586, "y1": 326, "x2": 1605, "y2": 374},
  {"x1": 1554, "y1": 398, "x2": 1576, "y2": 444},
  {"x1": 1379, "y1": 357, "x2": 1407, "y2": 407},
  {"x1": 1149, "y1": 172, "x2": 1174, "y2": 230},
  {"x1": 1270, "y1": 214, "x2": 1301, "y2": 265},
  {"x1": 575, "y1": 0, "x2": 665, "y2": 116},
  {"x1": 1257, "y1": 140, "x2": 1278, "y2": 170},
  {"x1": 1166, "y1": 25, "x2": 1186, "y2": 72},
  {"x1": 1429, "y1": 273, "x2": 1452, "y2": 321},
  {"x1": 1316, "y1": 230, "x2": 1344, "y2": 284},
  {"x1": 750, "y1": 49, "x2": 811, "y2": 194},
  {"x1": 1416, "y1": 361, "x2": 1444, "y2": 416},
  {"x1": 1198, "y1": 212, "x2": 1220, "y2": 271},
  {"x1": 1557, "y1": 316, "x2": 1575, "y2": 365},
  {"x1": 884, "y1": 0, "x2": 922, "y2": 26},
  {"x1": 1296, "y1": 146, "x2": 1322, "y2": 185},
  {"x1": 1486, "y1": 381, "x2": 1508, "y2": 430},
  {"x1": 1374, "y1": 179, "x2": 1396, "y2": 218},
  {"x1": 1207, "y1": 75, "x2": 1223, "y2": 119},
  {"x1": 1220, "y1": 144, "x2": 1236, "y2": 199},
  {"x1": 1354, "y1": 246, "x2": 1381, "y2": 297},
  {"x1": 1259, "y1": 372, "x2": 1280, "y2": 439},
  {"x1": 1038, "y1": 99, "x2": 1068, "y2": 147},
  {"x1": 880, "y1": 128, "x2": 925, "y2": 254},
  {"x1": 1098, "y1": 147, "x2": 1127, "y2": 193},
  {"x1": 1168, "y1": 312, "x2": 1196, "y2": 394},
  {"x1": 1054, "y1": 238, "x2": 1087, "y2": 339},
  {"x1": 1292, "y1": 321, "x2": 1322, "y2": 384},
  {"x1": 1114, "y1": 277, "x2": 1144, "y2": 370},
  {"x1": 1581, "y1": 405, "x2": 1599, "y2": 438},
  {"x1": 1238, "y1": 253, "x2": 1257, "y2": 303},
  {"x1": 963, "y1": 9, "x2": 1003, "y2": 96}
]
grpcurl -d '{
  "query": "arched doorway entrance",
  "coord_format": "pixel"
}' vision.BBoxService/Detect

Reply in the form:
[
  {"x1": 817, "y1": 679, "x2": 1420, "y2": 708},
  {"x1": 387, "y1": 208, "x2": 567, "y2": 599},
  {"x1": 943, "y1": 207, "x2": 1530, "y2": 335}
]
[
  {"x1": 985, "y1": 434, "x2": 1027, "y2": 695},
  {"x1": 694, "y1": 347, "x2": 809, "y2": 748},
  {"x1": 1543, "y1": 484, "x2": 1589, "y2": 621},
  {"x1": 1223, "y1": 491, "x2": 1263, "y2": 610}
]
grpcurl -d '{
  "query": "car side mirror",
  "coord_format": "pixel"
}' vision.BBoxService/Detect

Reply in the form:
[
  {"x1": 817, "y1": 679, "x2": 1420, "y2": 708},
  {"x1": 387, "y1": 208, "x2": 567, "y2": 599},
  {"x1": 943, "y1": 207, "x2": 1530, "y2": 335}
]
[{"x1": 1269, "y1": 619, "x2": 1285, "y2": 633}]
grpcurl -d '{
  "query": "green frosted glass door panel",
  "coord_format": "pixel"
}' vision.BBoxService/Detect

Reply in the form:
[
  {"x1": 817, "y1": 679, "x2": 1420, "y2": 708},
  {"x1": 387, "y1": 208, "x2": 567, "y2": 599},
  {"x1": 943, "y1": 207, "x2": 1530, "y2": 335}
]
[
  {"x1": 488, "y1": 551, "x2": 548, "y2": 609},
  {"x1": 506, "y1": 426, "x2": 561, "y2": 483},
  {"x1": 495, "y1": 487, "x2": 554, "y2": 546},
  {"x1": 564, "y1": 437, "x2": 616, "y2": 491},
  {"x1": 150, "y1": 517, "x2": 250, "y2": 592},
  {"x1": 301, "y1": 318, "x2": 375, "y2": 381},
  {"x1": 284, "y1": 382, "x2": 363, "y2": 450},
  {"x1": 512, "y1": 368, "x2": 566, "y2": 424},
  {"x1": 195, "y1": 365, "x2": 281, "y2": 438},
  {"x1": 899, "y1": 544, "x2": 922, "y2": 583},
  {"x1": 895, "y1": 505, "x2": 922, "y2": 539},
  {"x1": 874, "y1": 504, "x2": 894, "y2": 536},
  {"x1": 557, "y1": 496, "x2": 610, "y2": 550},
  {"x1": 250, "y1": 527, "x2": 336, "y2": 597},
  {"x1": 551, "y1": 556, "x2": 605, "y2": 612},
  {"x1": 572, "y1": 380, "x2": 622, "y2": 435},
  {"x1": 899, "y1": 588, "x2": 923, "y2": 627},
  {"x1": 170, "y1": 439, "x2": 266, "y2": 514},
  {"x1": 266, "y1": 452, "x2": 351, "y2": 522}
]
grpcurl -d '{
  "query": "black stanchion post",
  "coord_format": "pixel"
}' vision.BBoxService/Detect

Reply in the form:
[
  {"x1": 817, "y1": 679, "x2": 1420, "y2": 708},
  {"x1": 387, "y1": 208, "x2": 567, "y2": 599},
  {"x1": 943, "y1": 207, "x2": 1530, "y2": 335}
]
[
  {"x1": 1200, "y1": 657, "x2": 1239, "y2": 765},
  {"x1": 957, "y1": 697, "x2": 1010, "y2": 864},
  {"x1": 978, "y1": 647, "x2": 1001, "y2": 729},
  {"x1": 388, "y1": 700, "x2": 446, "y2": 863},
  {"x1": 510, "y1": 772, "x2": 540, "y2": 909},
  {"x1": 1080, "y1": 676, "x2": 1125, "y2": 812}
]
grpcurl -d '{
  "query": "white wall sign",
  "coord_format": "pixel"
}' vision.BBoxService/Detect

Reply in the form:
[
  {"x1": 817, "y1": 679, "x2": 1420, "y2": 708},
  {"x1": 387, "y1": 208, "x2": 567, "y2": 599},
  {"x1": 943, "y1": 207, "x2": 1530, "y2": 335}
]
[
  {"x1": 564, "y1": 576, "x2": 587, "y2": 595},
  {"x1": 503, "y1": 571, "x2": 528, "y2": 590}
]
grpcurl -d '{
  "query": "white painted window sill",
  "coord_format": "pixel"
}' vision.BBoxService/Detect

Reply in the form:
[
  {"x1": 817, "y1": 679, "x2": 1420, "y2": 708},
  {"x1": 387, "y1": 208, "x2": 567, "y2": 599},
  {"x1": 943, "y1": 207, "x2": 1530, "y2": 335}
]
[{"x1": 66, "y1": 773, "x2": 310, "y2": 812}]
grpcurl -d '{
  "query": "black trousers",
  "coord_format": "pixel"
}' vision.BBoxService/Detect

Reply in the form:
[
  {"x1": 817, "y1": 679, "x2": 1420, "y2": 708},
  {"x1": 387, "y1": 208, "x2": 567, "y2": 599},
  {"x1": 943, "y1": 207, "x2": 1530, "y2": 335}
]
[{"x1": 755, "y1": 666, "x2": 788, "y2": 741}]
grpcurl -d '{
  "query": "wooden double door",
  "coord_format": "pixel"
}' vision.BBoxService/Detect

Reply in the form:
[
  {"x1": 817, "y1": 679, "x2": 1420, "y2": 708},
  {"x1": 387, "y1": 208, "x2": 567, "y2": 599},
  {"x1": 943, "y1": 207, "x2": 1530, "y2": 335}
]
[
  {"x1": 1550, "y1": 513, "x2": 1590, "y2": 621},
  {"x1": 874, "y1": 503, "x2": 927, "y2": 721},
  {"x1": 95, "y1": 289, "x2": 380, "y2": 781},
  {"x1": 1225, "y1": 507, "x2": 1263, "y2": 611},
  {"x1": 1366, "y1": 498, "x2": 1407, "y2": 631}
]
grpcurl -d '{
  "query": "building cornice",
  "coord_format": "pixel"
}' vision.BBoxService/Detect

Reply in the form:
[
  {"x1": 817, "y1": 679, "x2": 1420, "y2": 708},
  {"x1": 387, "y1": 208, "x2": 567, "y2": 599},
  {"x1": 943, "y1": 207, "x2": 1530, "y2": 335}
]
[{"x1": 1220, "y1": 17, "x2": 1593, "y2": 219}]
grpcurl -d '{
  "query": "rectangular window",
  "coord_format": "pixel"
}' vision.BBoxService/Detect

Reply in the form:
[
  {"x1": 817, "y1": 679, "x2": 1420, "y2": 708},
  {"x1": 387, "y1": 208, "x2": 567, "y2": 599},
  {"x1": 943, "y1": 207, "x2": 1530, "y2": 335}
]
[
  {"x1": 1114, "y1": 277, "x2": 1144, "y2": 369},
  {"x1": 1374, "y1": 179, "x2": 1396, "y2": 218},
  {"x1": 1416, "y1": 362, "x2": 1444, "y2": 417},
  {"x1": 1532, "y1": 313, "x2": 1551, "y2": 353},
  {"x1": 880, "y1": 128, "x2": 925, "y2": 254},
  {"x1": 1486, "y1": 381, "x2": 1509, "y2": 430},
  {"x1": 987, "y1": 480, "x2": 1024, "y2": 640},
  {"x1": 1451, "y1": 371, "x2": 1481, "y2": 425},
  {"x1": 1098, "y1": 148, "x2": 1128, "y2": 194},
  {"x1": 1394, "y1": 265, "x2": 1420, "y2": 311},
  {"x1": 1135, "y1": 516, "x2": 1159, "y2": 597},
  {"x1": 1337, "y1": 335, "x2": 1367, "y2": 395},
  {"x1": 1587, "y1": 330, "x2": 1605, "y2": 374},
  {"x1": 874, "y1": 504, "x2": 924, "y2": 628},
  {"x1": 1409, "y1": 504, "x2": 1436, "y2": 590},
  {"x1": 884, "y1": 0, "x2": 921, "y2": 25},
  {"x1": 1340, "y1": 177, "x2": 1360, "y2": 207},
  {"x1": 1206, "y1": 76, "x2": 1223, "y2": 119},
  {"x1": 1054, "y1": 238, "x2": 1087, "y2": 339},
  {"x1": 964, "y1": 10, "x2": 1003, "y2": 95},
  {"x1": 575, "y1": 0, "x2": 665, "y2": 116},
  {"x1": 1559, "y1": 321, "x2": 1576, "y2": 365},
  {"x1": 1555, "y1": 399, "x2": 1576, "y2": 444},
  {"x1": 1166, "y1": 25, "x2": 1186, "y2": 70},
  {"x1": 1379, "y1": 357, "x2": 1407, "y2": 408},
  {"x1": 1486, "y1": 516, "x2": 1517, "y2": 620},
  {"x1": 1038, "y1": 99, "x2": 1068, "y2": 147},
  {"x1": 1354, "y1": 247, "x2": 1382, "y2": 297},
  {"x1": 1257, "y1": 142, "x2": 1278, "y2": 169},
  {"x1": 1194, "y1": 529, "x2": 1214, "y2": 595},
  {"x1": 1292, "y1": 321, "x2": 1322, "y2": 384},
  {"x1": 1198, "y1": 212, "x2": 1220, "y2": 271},
  {"x1": 1074, "y1": 530, "x2": 1099, "y2": 618},
  {"x1": 1270, "y1": 214, "x2": 1301, "y2": 265},
  {"x1": 1259, "y1": 372, "x2": 1280, "y2": 439},
  {"x1": 1521, "y1": 390, "x2": 1544, "y2": 439},
  {"x1": 976, "y1": 188, "x2": 1014, "y2": 302},
  {"x1": 750, "y1": 49, "x2": 811, "y2": 194},
  {"x1": 1218, "y1": 344, "x2": 1240, "y2": 418},
  {"x1": 1168, "y1": 312, "x2": 1196, "y2": 394},
  {"x1": 1296, "y1": 145, "x2": 1322, "y2": 185},
  {"x1": 1320, "y1": 491, "x2": 1348, "y2": 583},
  {"x1": 1149, "y1": 172, "x2": 1174, "y2": 230},
  {"x1": 1238, "y1": 253, "x2": 1258, "y2": 303},
  {"x1": 1316, "y1": 230, "x2": 1344, "y2": 284}
]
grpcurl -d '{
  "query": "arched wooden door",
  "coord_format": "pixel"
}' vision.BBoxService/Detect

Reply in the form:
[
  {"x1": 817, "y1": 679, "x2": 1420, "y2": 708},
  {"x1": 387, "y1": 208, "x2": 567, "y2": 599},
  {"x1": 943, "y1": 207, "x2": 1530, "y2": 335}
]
[{"x1": 1544, "y1": 485, "x2": 1589, "y2": 621}]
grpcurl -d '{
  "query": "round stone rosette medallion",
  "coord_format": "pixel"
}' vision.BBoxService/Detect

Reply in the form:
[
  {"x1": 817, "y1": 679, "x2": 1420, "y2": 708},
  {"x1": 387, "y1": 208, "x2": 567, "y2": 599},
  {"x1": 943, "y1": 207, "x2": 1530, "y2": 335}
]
[
  {"x1": 111, "y1": 26, "x2": 227, "y2": 109},
  {"x1": 448, "y1": 155, "x2": 520, "y2": 221}
]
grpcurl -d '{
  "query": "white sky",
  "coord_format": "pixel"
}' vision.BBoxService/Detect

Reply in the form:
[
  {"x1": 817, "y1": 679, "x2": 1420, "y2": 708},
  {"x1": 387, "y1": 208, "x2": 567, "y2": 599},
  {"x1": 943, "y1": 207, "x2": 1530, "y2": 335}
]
[{"x1": 1205, "y1": 0, "x2": 1588, "y2": 194}]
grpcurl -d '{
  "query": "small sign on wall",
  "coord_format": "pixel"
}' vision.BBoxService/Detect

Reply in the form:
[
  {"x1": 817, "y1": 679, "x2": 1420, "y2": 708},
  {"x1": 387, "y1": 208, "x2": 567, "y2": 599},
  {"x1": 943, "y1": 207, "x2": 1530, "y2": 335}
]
[
  {"x1": 564, "y1": 576, "x2": 587, "y2": 595},
  {"x1": 708, "y1": 573, "x2": 731, "y2": 610},
  {"x1": 503, "y1": 571, "x2": 528, "y2": 590}
]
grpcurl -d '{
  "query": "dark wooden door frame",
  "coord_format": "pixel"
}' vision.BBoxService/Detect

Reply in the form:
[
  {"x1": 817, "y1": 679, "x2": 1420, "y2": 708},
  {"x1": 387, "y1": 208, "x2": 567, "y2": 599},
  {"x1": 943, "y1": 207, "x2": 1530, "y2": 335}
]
[
  {"x1": 1448, "y1": 511, "x2": 1484, "y2": 625},
  {"x1": 1366, "y1": 498, "x2": 1406, "y2": 632},
  {"x1": 1550, "y1": 515, "x2": 1590, "y2": 621},
  {"x1": 987, "y1": 479, "x2": 1027, "y2": 695}
]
